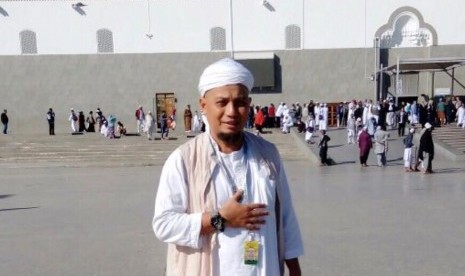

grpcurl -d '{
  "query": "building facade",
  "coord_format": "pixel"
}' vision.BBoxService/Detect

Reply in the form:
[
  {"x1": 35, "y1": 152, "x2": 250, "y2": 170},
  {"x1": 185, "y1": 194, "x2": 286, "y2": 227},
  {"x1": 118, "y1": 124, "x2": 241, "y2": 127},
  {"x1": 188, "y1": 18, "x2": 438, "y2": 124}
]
[{"x1": 1, "y1": 0, "x2": 464, "y2": 132}]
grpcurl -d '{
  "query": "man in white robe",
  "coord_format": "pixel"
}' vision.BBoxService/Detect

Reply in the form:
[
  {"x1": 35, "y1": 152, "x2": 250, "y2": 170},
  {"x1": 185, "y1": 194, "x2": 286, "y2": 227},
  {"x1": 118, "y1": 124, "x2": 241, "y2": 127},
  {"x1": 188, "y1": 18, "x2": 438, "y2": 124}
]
[
  {"x1": 305, "y1": 115, "x2": 315, "y2": 143},
  {"x1": 281, "y1": 114, "x2": 294, "y2": 133},
  {"x1": 457, "y1": 103, "x2": 465, "y2": 128},
  {"x1": 319, "y1": 103, "x2": 328, "y2": 131},
  {"x1": 314, "y1": 102, "x2": 320, "y2": 127},
  {"x1": 68, "y1": 108, "x2": 77, "y2": 133},
  {"x1": 192, "y1": 110, "x2": 201, "y2": 133},
  {"x1": 153, "y1": 58, "x2": 303, "y2": 276},
  {"x1": 275, "y1": 102, "x2": 285, "y2": 128}
]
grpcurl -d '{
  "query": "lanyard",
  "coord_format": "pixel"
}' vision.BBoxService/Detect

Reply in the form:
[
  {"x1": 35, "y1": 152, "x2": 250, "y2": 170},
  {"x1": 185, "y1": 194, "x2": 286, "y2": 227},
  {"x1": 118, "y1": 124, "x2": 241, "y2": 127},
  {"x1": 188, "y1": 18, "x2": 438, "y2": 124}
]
[{"x1": 209, "y1": 136, "x2": 249, "y2": 203}]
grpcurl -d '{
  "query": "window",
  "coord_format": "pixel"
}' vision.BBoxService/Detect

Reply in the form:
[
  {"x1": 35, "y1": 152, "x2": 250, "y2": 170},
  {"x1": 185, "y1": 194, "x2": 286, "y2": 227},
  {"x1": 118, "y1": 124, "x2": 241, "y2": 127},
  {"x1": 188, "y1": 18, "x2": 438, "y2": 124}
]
[
  {"x1": 97, "y1": 29, "x2": 114, "y2": 53},
  {"x1": 210, "y1": 27, "x2": 226, "y2": 51},
  {"x1": 285, "y1": 25, "x2": 301, "y2": 49},
  {"x1": 20, "y1": 30, "x2": 38, "y2": 54}
]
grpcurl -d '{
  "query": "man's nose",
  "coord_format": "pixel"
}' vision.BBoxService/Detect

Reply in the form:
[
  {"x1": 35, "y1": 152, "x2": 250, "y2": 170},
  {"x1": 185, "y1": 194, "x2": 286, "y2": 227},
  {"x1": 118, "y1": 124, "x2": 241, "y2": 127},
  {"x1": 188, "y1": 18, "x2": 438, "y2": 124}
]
[{"x1": 225, "y1": 102, "x2": 238, "y2": 115}]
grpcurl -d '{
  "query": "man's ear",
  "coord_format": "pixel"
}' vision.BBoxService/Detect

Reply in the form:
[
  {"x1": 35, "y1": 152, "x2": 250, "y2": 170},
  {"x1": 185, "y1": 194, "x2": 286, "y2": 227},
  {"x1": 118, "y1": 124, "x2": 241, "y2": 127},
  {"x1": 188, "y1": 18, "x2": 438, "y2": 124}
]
[{"x1": 199, "y1": 97, "x2": 206, "y2": 114}]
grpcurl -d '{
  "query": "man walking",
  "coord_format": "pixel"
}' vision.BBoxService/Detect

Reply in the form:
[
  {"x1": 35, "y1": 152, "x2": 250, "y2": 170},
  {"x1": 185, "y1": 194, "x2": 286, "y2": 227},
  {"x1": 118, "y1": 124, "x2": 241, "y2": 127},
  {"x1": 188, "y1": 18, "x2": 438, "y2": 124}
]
[
  {"x1": 183, "y1": 104, "x2": 193, "y2": 132},
  {"x1": 358, "y1": 126, "x2": 372, "y2": 167},
  {"x1": 135, "y1": 105, "x2": 145, "y2": 134},
  {"x1": 47, "y1": 108, "x2": 55, "y2": 135},
  {"x1": 318, "y1": 129, "x2": 331, "y2": 166},
  {"x1": 397, "y1": 107, "x2": 408, "y2": 137},
  {"x1": 68, "y1": 108, "x2": 77, "y2": 133},
  {"x1": 374, "y1": 126, "x2": 389, "y2": 167},
  {"x1": 419, "y1": 122, "x2": 434, "y2": 174},
  {"x1": 1, "y1": 109, "x2": 8, "y2": 134},
  {"x1": 153, "y1": 58, "x2": 303, "y2": 276}
]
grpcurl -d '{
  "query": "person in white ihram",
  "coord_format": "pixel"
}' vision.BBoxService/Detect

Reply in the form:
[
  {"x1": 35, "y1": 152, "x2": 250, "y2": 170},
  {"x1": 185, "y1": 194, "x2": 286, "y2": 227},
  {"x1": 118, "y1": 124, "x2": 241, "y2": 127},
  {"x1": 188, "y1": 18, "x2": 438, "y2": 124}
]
[{"x1": 152, "y1": 58, "x2": 303, "y2": 276}]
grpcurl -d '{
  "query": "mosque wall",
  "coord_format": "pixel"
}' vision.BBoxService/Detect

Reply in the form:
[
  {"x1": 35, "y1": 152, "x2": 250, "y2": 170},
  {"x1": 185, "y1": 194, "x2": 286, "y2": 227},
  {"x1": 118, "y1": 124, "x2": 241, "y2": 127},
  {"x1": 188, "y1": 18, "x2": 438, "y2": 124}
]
[{"x1": 2, "y1": 45, "x2": 465, "y2": 134}]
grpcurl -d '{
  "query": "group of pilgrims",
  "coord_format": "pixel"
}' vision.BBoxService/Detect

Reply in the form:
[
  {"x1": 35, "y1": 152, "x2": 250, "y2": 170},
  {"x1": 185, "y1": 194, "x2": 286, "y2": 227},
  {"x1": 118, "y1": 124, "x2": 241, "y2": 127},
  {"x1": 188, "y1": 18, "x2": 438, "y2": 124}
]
[{"x1": 68, "y1": 107, "x2": 126, "y2": 138}]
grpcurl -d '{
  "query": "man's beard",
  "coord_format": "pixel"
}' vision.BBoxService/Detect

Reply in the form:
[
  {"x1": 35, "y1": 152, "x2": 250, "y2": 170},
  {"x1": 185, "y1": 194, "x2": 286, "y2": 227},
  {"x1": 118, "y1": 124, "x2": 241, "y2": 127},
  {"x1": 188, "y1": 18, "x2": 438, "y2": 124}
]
[{"x1": 217, "y1": 131, "x2": 244, "y2": 145}]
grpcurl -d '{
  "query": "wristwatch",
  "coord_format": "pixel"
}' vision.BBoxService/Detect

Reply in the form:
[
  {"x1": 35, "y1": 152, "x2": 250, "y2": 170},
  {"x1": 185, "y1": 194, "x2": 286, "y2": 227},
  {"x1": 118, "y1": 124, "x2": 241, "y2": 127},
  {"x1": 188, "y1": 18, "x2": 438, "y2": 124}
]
[{"x1": 210, "y1": 212, "x2": 226, "y2": 232}]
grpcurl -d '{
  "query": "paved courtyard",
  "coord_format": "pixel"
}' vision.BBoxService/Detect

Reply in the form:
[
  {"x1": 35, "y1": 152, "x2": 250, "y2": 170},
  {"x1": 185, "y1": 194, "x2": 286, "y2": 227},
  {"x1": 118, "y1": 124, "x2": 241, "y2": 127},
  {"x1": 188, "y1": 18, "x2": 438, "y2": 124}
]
[{"x1": 1, "y1": 128, "x2": 464, "y2": 275}]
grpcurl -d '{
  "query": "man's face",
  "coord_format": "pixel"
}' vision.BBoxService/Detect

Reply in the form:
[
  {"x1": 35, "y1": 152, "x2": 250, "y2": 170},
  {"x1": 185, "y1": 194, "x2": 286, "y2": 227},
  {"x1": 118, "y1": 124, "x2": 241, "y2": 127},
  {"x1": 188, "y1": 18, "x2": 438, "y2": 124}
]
[{"x1": 200, "y1": 84, "x2": 250, "y2": 140}]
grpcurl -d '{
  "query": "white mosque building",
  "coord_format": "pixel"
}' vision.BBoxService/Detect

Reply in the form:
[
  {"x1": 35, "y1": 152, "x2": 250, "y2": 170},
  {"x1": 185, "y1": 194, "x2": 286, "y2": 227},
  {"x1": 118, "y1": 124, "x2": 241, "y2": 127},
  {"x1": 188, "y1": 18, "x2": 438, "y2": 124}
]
[{"x1": 1, "y1": 0, "x2": 464, "y2": 132}]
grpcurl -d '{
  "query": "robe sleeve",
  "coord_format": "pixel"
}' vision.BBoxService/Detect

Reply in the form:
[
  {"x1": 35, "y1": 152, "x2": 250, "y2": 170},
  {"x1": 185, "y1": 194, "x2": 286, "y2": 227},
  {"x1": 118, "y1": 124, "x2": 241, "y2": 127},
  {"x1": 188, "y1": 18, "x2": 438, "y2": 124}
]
[
  {"x1": 152, "y1": 149, "x2": 203, "y2": 249},
  {"x1": 277, "y1": 158, "x2": 304, "y2": 259}
]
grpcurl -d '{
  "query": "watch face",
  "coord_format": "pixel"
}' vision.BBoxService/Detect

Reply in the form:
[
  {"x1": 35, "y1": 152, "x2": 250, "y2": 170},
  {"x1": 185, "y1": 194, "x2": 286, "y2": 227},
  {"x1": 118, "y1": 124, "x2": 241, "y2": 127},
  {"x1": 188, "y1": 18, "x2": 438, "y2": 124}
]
[{"x1": 211, "y1": 214, "x2": 224, "y2": 232}]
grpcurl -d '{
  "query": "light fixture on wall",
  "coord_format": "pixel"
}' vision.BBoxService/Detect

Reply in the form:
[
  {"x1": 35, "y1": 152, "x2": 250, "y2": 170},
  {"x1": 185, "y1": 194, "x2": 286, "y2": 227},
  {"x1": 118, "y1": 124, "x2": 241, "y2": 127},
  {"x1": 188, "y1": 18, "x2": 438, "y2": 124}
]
[
  {"x1": 72, "y1": 2, "x2": 86, "y2": 9},
  {"x1": 262, "y1": 0, "x2": 268, "y2": 5},
  {"x1": 0, "y1": 5, "x2": 9, "y2": 16},
  {"x1": 146, "y1": 33, "x2": 153, "y2": 39},
  {"x1": 72, "y1": 2, "x2": 87, "y2": 15}
]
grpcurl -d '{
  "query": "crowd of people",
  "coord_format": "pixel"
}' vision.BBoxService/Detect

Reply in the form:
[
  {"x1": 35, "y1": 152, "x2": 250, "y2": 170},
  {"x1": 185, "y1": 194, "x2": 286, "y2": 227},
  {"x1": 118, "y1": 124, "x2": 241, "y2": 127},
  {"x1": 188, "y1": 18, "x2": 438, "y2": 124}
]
[
  {"x1": 235, "y1": 94, "x2": 465, "y2": 171},
  {"x1": 64, "y1": 107, "x2": 127, "y2": 139}
]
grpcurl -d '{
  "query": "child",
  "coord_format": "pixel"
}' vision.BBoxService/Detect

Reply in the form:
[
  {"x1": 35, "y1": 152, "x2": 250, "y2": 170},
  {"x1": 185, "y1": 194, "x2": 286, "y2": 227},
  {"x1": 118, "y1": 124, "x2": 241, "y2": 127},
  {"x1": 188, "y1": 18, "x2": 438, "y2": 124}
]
[{"x1": 403, "y1": 128, "x2": 415, "y2": 172}]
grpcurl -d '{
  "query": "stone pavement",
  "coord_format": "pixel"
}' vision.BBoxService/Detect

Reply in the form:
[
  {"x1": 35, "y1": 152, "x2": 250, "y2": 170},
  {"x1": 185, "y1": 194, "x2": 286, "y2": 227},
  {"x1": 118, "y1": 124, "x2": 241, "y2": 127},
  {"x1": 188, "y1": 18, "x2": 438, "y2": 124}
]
[
  {"x1": 0, "y1": 129, "x2": 308, "y2": 168},
  {"x1": 1, "y1": 127, "x2": 465, "y2": 275},
  {"x1": 430, "y1": 124, "x2": 465, "y2": 161}
]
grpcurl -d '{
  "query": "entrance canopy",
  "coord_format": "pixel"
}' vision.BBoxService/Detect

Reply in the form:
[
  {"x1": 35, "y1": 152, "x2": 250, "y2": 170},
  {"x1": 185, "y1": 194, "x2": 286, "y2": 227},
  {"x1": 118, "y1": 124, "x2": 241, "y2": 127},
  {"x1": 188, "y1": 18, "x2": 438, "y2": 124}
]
[
  {"x1": 383, "y1": 57, "x2": 465, "y2": 101},
  {"x1": 384, "y1": 57, "x2": 465, "y2": 74}
]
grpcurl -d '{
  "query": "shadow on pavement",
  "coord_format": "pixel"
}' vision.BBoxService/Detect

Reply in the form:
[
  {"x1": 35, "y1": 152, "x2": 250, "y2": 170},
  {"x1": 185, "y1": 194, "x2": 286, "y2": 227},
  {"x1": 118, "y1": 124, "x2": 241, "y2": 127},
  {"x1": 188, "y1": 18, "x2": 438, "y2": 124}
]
[{"x1": 0, "y1": 206, "x2": 39, "y2": 212}]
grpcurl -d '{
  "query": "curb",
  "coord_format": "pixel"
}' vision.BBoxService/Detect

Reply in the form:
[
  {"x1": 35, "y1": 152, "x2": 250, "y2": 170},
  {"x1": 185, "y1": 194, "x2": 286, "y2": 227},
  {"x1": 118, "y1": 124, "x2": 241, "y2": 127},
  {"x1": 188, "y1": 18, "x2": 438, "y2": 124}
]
[
  {"x1": 413, "y1": 132, "x2": 465, "y2": 162},
  {"x1": 289, "y1": 128, "x2": 321, "y2": 165}
]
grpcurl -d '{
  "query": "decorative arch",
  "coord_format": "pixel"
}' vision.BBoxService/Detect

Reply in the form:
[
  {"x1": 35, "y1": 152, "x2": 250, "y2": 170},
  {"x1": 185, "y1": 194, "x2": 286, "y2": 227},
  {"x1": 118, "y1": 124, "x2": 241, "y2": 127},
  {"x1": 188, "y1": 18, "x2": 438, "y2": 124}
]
[
  {"x1": 96, "y1": 28, "x2": 114, "y2": 53},
  {"x1": 285, "y1": 24, "x2": 301, "y2": 49},
  {"x1": 20, "y1": 30, "x2": 38, "y2": 54},
  {"x1": 210, "y1": 27, "x2": 226, "y2": 51},
  {"x1": 375, "y1": 6, "x2": 437, "y2": 48}
]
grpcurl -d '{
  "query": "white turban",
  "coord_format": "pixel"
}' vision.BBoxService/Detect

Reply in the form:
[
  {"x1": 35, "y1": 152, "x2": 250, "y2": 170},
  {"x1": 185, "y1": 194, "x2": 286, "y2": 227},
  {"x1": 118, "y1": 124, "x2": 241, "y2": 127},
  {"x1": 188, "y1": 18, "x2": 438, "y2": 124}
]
[{"x1": 198, "y1": 58, "x2": 254, "y2": 97}]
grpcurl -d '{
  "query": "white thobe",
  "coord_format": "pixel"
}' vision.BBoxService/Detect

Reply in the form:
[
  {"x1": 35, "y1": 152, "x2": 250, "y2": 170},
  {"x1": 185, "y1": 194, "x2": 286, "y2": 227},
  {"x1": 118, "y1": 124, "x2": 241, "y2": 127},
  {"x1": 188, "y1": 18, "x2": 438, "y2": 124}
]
[
  {"x1": 281, "y1": 116, "x2": 293, "y2": 133},
  {"x1": 305, "y1": 119, "x2": 315, "y2": 142},
  {"x1": 314, "y1": 106, "x2": 320, "y2": 125},
  {"x1": 457, "y1": 107, "x2": 465, "y2": 127},
  {"x1": 193, "y1": 114, "x2": 200, "y2": 132},
  {"x1": 319, "y1": 107, "x2": 328, "y2": 131},
  {"x1": 68, "y1": 114, "x2": 76, "y2": 132},
  {"x1": 153, "y1": 143, "x2": 303, "y2": 276}
]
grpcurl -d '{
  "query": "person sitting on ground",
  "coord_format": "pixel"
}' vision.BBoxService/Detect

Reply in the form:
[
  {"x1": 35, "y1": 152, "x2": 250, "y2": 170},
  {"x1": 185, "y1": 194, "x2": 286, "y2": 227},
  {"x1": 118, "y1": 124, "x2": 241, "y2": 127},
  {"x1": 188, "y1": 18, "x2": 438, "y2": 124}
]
[
  {"x1": 305, "y1": 114, "x2": 315, "y2": 144},
  {"x1": 281, "y1": 114, "x2": 293, "y2": 133},
  {"x1": 117, "y1": 121, "x2": 126, "y2": 137},
  {"x1": 296, "y1": 118, "x2": 305, "y2": 133},
  {"x1": 107, "y1": 114, "x2": 117, "y2": 139}
]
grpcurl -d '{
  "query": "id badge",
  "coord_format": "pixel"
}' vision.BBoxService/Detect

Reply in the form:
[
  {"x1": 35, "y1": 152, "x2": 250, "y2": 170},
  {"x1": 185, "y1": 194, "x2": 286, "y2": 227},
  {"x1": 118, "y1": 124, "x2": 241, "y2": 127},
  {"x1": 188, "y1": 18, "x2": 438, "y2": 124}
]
[{"x1": 244, "y1": 240, "x2": 259, "y2": 265}]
